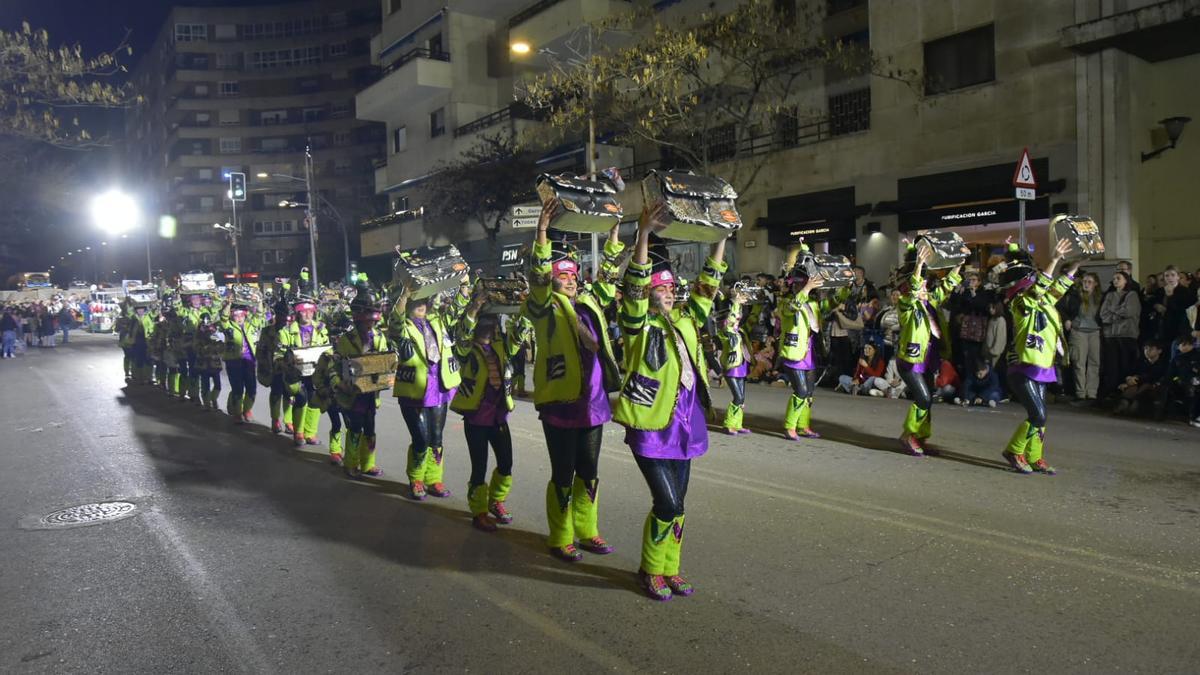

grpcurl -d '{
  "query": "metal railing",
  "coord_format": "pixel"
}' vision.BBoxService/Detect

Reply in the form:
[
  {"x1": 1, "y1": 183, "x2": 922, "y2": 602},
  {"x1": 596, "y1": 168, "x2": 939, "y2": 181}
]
[
  {"x1": 381, "y1": 47, "x2": 450, "y2": 77},
  {"x1": 453, "y1": 103, "x2": 543, "y2": 138}
]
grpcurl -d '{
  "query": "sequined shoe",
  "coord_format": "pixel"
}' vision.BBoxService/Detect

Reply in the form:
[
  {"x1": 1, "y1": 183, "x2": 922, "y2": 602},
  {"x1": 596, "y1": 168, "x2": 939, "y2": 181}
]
[
  {"x1": 1030, "y1": 458, "x2": 1057, "y2": 475},
  {"x1": 638, "y1": 570, "x2": 672, "y2": 602},
  {"x1": 550, "y1": 544, "x2": 583, "y2": 563},
  {"x1": 900, "y1": 433, "x2": 925, "y2": 457},
  {"x1": 328, "y1": 452, "x2": 343, "y2": 466},
  {"x1": 271, "y1": 419, "x2": 283, "y2": 434},
  {"x1": 665, "y1": 575, "x2": 694, "y2": 597},
  {"x1": 578, "y1": 536, "x2": 613, "y2": 555},
  {"x1": 798, "y1": 428, "x2": 821, "y2": 439},
  {"x1": 472, "y1": 514, "x2": 498, "y2": 532},
  {"x1": 409, "y1": 480, "x2": 427, "y2": 500},
  {"x1": 427, "y1": 482, "x2": 452, "y2": 498},
  {"x1": 1002, "y1": 451, "x2": 1033, "y2": 474},
  {"x1": 363, "y1": 467, "x2": 383, "y2": 478},
  {"x1": 488, "y1": 501, "x2": 513, "y2": 524}
]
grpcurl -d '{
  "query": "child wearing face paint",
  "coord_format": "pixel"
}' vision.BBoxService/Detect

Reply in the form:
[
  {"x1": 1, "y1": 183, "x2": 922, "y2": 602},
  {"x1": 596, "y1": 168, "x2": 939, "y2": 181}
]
[
  {"x1": 388, "y1": 276, "x2": 471, "y2": 498},
  {"x1": 719, "y1": 289, "x2": 755, "y2": 435},
  {"x1": 895, "y1": 243, "x2": 963, "y2": 456},
  {"x1": 221, "y1": 296, "x2": 261, "y2": 423},
  {"x1": 332, "y1": 286, "x2": 390, "y2": 479},
  {"x1": 276, "y1": 295, "x2": 330, "y2": 446},
  {"x1": 451, "y1": 289, "x2": 531, "y2": 531},
  {"x1": 775, "y1": 243, "x2": 846, "y2": 441},
  {"x1": 1000, "y1": 238, "x2": 1079, "y2": 474},
  {"x1": 523, "y1": 199, "x2": 625, "y2": 563},
  {"x1": 615, "y1": 202, "x2": 727, "y2": 601}
]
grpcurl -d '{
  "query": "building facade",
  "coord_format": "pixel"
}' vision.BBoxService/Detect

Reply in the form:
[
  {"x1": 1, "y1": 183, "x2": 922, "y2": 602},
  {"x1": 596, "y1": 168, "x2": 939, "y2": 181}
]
[
  {"x1": 356, "y1": 0, "x2": 1198, "y2": 282},
  {"x1": 124, "y1": 0, "x2": 387, "y2": 282}
]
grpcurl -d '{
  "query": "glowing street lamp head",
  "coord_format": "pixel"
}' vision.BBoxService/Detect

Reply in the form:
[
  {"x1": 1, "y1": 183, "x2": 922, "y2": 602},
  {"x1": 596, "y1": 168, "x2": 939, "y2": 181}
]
[
  {"x1": 90, "y1": 190, "x2": 140, "y2": 235},
  {"x1": 510, "y1": 41, "x2": 531, "y2": 55}
]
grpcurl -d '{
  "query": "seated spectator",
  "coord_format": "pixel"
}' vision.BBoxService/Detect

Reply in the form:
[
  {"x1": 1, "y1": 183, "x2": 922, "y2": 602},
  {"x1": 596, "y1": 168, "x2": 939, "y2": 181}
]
[
  {"x1": 1160, "y1": 339, "x2": 1200, "y2": 426},
  {"x1": 881, "y1": 358, "x2": 907, "y2": 399},
  {"x1": 1115, "y1": 341, "x2": 1169, "y2": 416},
  {"x1": 836, "y1": 342, "x2": 886, "y2": 396},
  {"x1": 748, "y1": 336, "x2": 777, "y2": 383},
  {"x1": 955, "y1": 360, "x2": 1002, "y2": 408},
  {"x1": 933, "y1": 359, "x2": 960, "y2": 403}
]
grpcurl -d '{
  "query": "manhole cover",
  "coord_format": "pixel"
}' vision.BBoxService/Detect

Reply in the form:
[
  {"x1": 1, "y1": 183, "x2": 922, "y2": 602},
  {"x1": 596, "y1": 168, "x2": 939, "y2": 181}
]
[{"x1": 23, "y1": 502, "x2": 139, "y2": 530}]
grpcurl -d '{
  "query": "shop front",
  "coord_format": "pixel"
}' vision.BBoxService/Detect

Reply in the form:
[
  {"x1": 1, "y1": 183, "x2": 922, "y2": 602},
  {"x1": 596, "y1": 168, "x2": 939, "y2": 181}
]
[{"x1": 760, "y1": 186, "x2": 861, "y2": 261}]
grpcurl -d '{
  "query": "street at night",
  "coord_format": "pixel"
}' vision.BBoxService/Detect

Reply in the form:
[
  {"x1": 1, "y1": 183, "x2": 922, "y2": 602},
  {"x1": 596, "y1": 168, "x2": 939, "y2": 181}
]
[{"x1": 2, "y1": 334, "x2": 1198, "y2": 673}]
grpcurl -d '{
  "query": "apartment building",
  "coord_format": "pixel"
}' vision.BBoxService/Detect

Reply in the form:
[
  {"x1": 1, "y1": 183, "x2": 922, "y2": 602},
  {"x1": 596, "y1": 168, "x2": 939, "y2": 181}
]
[
  {"x1": 357, "y1": 0, "x2": 1199, "y2": 280},
  {"x1": 124, "y1": 0, "x2": 387, "y2": 281}
]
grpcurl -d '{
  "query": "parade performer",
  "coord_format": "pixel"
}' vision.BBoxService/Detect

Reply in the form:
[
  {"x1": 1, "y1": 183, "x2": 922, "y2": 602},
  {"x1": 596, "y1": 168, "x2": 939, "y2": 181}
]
[
  {"x1": 523, "y1": 200, "x2": 624, "y2": 563},
  {"x1": 277, "y1": 294, "x2": 330, "y2": 446},
  {"x1": 221, "y1": 291, "x2": 260, "y2": 423},
  {"x1": 312, "y1": 311, "x2": 352, "y2": 465},
  {"x1": 194, "y1": 312, "x2": 224, "y2": 410},
  {"x1": 388, "y1": 275, "x2": 470, "y2": 500},
  {"x1": 719, "y1": 287, "x2": 755, "y2": 435},
  {"x1": 776, "y1": 243, "x2": 842, "y2": 440},
  {"x1": 258, "y1": 299, "x2": 294, "y2": 434},
  {"x1": 130, "y1": 303, "x2": 156, "y2": 385},
  {"x1": 150, "y1": 305, "x2": 171, "y2": 394},
  {"x1": 178, "y1": 292, "x2": 206, "y2": 404},
  {"x1": 117, "y1": 299, "x2": 135, "y2": 381},
  {"x1": 895, "y1": 244, "x2": 963, "y2": 456},
  {"x1": 332, "y1": 285, "x2": 390, "y2": 478},
  {"x1": 450, "y1": 290, "x2": 530, "y2": 531},
  {"x1": 1000, "y1": 238, "x2": 1079, "y2": 474},
  {"x1": 615, "y1": 202, "x2": 727, "y2": 601}
]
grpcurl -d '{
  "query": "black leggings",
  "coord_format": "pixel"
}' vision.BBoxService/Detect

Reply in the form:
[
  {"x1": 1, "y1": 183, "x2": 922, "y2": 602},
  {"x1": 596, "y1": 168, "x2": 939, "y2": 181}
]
[
  {"x1": 465, "y1": 422, "x2": 514, "y2": 485},
  {"x1": 780, "y1": 366, "x2": 812, "y2": 399},
  {"x1": 1009, "y1": 371, "x2": 1048, "y2": 427},
  {"x1": 225, "y1": 359, "x2": 256, "y2": 402},
  {"x1": 725, "y1": 375, "x2": 746, "y2": 406},
  {"x1": 634, "y1": 455, "x2": 691, "y2": 522},
  {"x1": 344, "y1": 394, "x2": 377, "y2": 437},
  {"x1": 541, "y1": 423, "x2": 602, "y2": 488},
  {"x1": 401, "y1": 403, "x2": 449, "y2": 450},
  {"x1": 900, "y1": 366, "x2": 932, "y2": 410},
  {"x1": 327, "y1": 404, "x2": 343, "y2": 434}
]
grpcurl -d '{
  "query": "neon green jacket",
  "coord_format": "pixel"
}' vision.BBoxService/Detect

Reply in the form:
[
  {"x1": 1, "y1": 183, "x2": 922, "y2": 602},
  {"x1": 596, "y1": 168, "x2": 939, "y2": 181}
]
[
  {"x1": 776, "y1": 287, "x2": 846, "y2": 363},
  {"x1": 522, "y1": 238, "x2": 624, "y2": 408},
  {"x1": 718, "y1": 299, "x2": 752, "y2": 373},
  {"x1": 1009, "y1": 272, "x2": 1073, "y2": 369},
  {"x1": 387, "y1": 290, "x2": 469, "y2": 400},
  {"x1": 897, "y1": 270, "x2": 961, "y2": 365},
  {"x1": 220, "y1": 317, "x2": 260, "y2": 362},
  {"x1": 613, "y1": 255, "x2": 725, "y2": 431},
  {"x1": 450, "y1": 313, "x2": 531, "y2": 415},
  {"x1": 276, "y1": 320, "x2": 330, "y2": 390},
  {"x1": 330, "y1": 327, "x2": 390, "y2": 408}
]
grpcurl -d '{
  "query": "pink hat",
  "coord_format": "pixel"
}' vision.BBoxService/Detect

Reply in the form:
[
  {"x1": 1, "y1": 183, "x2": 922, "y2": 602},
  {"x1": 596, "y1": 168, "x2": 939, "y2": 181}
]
[
  {"x1": 294, "y1": 301, "x2": 317, "y2": 313},
  {"x1": 552, "y1": 259, "x2": 579, "y2": 276},
  {"x1": 650, "y1": 270, "x2": 675, "y2": 289}
]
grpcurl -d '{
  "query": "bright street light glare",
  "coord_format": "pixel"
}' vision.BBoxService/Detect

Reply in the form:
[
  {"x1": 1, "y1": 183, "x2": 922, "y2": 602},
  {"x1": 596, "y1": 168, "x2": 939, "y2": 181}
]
[
  {"x1": 257, "y1": 172, "x2": 269, "y2": 178},
  {"x1": 510, "y1": 41, "x2": 531, "y2": 54},
  {"x1": 90, "y1": 189, "x2": 140, "y2": 235}
]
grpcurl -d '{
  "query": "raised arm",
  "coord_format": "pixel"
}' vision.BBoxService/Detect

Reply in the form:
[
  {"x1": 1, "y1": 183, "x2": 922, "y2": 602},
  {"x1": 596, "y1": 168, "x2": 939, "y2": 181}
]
[{"x1": 621, "y1": 201, "x2": 670, "y2": 334}]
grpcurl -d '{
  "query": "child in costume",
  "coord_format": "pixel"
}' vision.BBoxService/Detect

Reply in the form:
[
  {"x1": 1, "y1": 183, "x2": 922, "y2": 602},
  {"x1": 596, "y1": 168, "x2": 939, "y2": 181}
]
[
  {"x1": 221, "y1": 292, "x2": 261, "y2": 424},
  {"x1": 276, "y1": 294, "x2": 330, "y2": 446},
  {"x1": 130, "y1": 304, "x2": 156, "y2": 385},
  {"x1": 775, "y1": 243, "x2": 845, "y2": 440},
  {"x1": 719, "y1": 287, "x2": 755, "y2": 435},
  {"x1": 999, "y1": 237, "x2": 1079, "y2": 474},
  {"x1": 117, "y1": 299, "x2": 135, "y2": 381},
  {"x1": 332, "y1": 285, "x2": 390, "y2": 479},
  {"x1": 178, "y1": 291, "x2": 206, "y2": 404},
  {"x1": 450, "y1": 289, "x2": 531, "y2": 531},
  {"x1": 523, "y1": 199, "x2": 625, "y2": 563},
  {"x1": 388, "y1": 276, "x2": 470, "y2": 499},
  {"x1": 194, "y1": 312, "x2": 225, "y2": 410},
  {"x1": 258, "y1": 300, "x2": 294, "y2": 434},
  {"x1": 312, "y1": 310, "x2": 352, "y2": 465},
  {"x1": 615, "y1": 202, "x2": 727, "y2": 601},
  {"x1": 895, "y1": 244, "x2": 962, "y2": 456}
]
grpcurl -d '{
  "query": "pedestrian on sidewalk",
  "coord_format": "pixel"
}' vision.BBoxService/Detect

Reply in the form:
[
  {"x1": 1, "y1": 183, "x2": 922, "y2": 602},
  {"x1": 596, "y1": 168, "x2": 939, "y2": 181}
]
[{"x1": 1062, "y1": 272, "x2": 1103, "y2": 402}]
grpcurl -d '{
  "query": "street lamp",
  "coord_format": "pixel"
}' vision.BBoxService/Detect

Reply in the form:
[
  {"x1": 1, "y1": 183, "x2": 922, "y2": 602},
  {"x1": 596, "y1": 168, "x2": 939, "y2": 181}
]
[
  {"x1": 213, "y1": 222, "x2": 241, "y2": 280},
  {"x1": 265, "y1": 156, "x2": 350, "y2": 287},
  {"x1": 90, "y1": 189, "x2": 150, "y2": 281}
]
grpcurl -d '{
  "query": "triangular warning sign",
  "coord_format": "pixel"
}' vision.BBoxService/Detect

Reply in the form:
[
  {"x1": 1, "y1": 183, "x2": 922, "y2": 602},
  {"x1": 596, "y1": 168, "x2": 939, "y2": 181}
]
[{"x1": 1012, "y1": 148, "x2": 1038, "y2": 189}]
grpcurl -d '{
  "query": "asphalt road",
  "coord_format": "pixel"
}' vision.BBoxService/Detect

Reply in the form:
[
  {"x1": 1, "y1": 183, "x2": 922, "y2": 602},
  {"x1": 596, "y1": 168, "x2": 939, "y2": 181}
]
[{"x1": 2, "y1": 333, "x2": 1199, "y2": 674}]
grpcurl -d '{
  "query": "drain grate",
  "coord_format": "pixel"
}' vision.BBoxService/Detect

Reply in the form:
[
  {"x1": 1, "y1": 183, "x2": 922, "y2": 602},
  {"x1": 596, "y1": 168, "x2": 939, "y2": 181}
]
[{"x1": 35, "y1": 502, "x2": 138, "y2": 529}]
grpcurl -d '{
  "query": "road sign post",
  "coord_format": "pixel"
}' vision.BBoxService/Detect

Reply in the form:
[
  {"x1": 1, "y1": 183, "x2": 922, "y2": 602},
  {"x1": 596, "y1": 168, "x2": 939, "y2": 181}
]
[{"x1": 1011, "y1": 148, "x2": 1039, "y2": 250}]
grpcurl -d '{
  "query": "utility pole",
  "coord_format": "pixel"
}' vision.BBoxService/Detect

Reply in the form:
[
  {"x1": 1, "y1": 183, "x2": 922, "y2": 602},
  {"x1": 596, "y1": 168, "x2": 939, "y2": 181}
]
[{"x1": 305, "y1": 141, "x2": 319, "y2": 292}]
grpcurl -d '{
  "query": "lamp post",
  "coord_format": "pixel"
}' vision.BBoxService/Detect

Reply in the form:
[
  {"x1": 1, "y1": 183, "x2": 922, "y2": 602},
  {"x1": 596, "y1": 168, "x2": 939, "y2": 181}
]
[
  {"x1": 265, "y1": 168, "x2": 351, "y2": 284},
  {"x1": 90, "y1": 189, "x2": 148, "y2": 281},
  {"x1": 213, "y1": 222, "x2": 241, "y2": 281}
]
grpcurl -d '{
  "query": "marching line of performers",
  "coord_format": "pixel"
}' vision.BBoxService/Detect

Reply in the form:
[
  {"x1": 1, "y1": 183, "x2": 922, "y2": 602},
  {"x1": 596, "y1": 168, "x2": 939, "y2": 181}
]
[{"x1": 115, "y1": 200, "x2": 1081, "y2": 602}]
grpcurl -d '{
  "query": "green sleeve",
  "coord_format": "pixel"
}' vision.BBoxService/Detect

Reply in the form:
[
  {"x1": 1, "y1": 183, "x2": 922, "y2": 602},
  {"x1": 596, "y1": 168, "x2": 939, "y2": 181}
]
[
  {"x1": 590, "y1": 238, "x2": 626, "y2": 308},
  {"x1": 454, "y1": 313, "x2": 477, "y2": 358},
  {"x1": 1048, "y1": 274, "x2": 1074, "y2": 302},
  {"x1": 620, "y1": 258, "x2": 652, "y2": 334},
  {"x1": 930, "y1": 270, "x2": 962, "y2": 309},
  {"x1": 687, "y1": 255, "x2": 726, "y2": 324},
  {"x1": 526, "y1": 239, "x2": 554, "y2": 314}
]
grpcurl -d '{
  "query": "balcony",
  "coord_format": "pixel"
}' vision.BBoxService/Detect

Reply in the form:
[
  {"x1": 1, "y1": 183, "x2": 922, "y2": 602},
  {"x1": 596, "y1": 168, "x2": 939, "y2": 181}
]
[
  {"x1": 360, "y1": 208, "x2": 427, "y2": 257},
  {"x1": 454, "y1": 0, "x2": 530, "y2": 20},
  {"x1": 453, "y1": 102, "x2": 545, "y2": 138},
  {"x1": 356, "y1": 48, "x2": 451, "y2": 121},
  {"x1": 508, "y1": 0, "x2": 633, "y2": 51}
]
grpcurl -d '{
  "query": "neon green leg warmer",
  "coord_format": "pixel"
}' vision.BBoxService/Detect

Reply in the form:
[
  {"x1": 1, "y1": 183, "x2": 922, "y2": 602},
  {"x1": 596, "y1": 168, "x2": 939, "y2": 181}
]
[
  {"x1": 302, "y1": 406, "x2": 321, "y2": 439},
  {"x1": 918, "y1": 404, "x2": 933, "y2": 439},
  {"x1": 797, "y1": 397, "x2": 814, "y2": 431},
  {"x1": 291, "y1": 400, "x2": 305, "y2": 437},
  {"x1": 663, "y1": 515, "x2": 685, "y2": 577},
  {"x1": 269, "y1": 395, "x2": 282, "y2": 424},
  {"x1": 407, "y1": 445, "x2": 429, "y2": 484},
  {"x1": 360, "y1": 435, "x2": 377, "y2": 473},
  {"x1": 571, "y1": 477, "x2": 600, "y2": 540},
  {"x1": 1006, "y1": 421, "x2": 1034, "y2": 456},
  {"x1": 467, "y1": 482, "x2": 489, "y2": 516},
  {"x1": 282, "y1": 399, "x2": 293, "y2": 427},
  {"x1": 903, "y1": 404, "x2": 928, "y2": 436},
  {"x1": 784, "y1": 395, "x2": 803, "y2": 431},
  {"x1": 544, "y1": 481, "x2": 574, "y2": 548},
  {"x1": 343, "y1": 431, "x2": 361, "y2": 471},
  {"x1": 329, "y1": 429, "x2": 343, "y2": 457},
  {"x1": 170, "y1": 372, "x2": 181, "y2": 395},
  {"x1": 241, "y1": 394, "x2": 254, "y2": 415},
  {"x1": 488, "y1": 469, "x2": 512, "y2": 504},
  {"x1": 426, "y1": 447, "x2": 446, "y2": 484},
  {"x1": 640, "y1": 512, "x2": 673, "y2": 576},
  {"x1": 723, "y1": 403, "x2": 743, "y2": 430},
  {"x1": 1027, "y1": 426, "x2": 1047, "y2": 464}
]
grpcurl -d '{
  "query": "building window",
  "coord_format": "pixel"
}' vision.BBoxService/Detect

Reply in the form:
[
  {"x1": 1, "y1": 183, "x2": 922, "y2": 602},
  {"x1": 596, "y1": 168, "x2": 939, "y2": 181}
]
[
  {"x1": 218, "y1": 81, "x2": 240, "y2": 96},
  {"x1": 199, "y1": 196, "x2": 215, "y2": 210},
  {"x1": 195, "y1": 112, "x2": 211, "y2": 125},
  {"x1": 334, "y1": 130, "x2": 352, "y2": 147},
  {"x1": 303, "y1": 107, "x2": 323, "y2": 122},
  {"x1": 175, "y1": 23, "x2": 208, "y2": 42},
  {"x1": 214, "y1": 24, "x2": 236, "y2": 40},
  {"x1": 707, "y1": 124, "x2": 737, "y2": 162},
  {"x1": 829, "y1": 87, "x2": 871, "y2": 136},
  {"x1": 193, "y1": 84, "x2": 209, "y2": 97},
  {"x1": 924, "y1": 24, "x2": 995, "y2": 95},
  {"x1": 260, "y1": 138, "x2": 289, "y2": 152},
  {"x1": 427, "y1": 33, "x2": 444, "y2": 56},
  {"x1": 392, "y1": 126, "x2": 407, "y2": 153},
  {"x1": 197, "y1": 168, "x2": 214, "y2": 181},
  {"x1": 430, "y1": 108, "x2": 445, "y2": 138},
  {"x1": 329, "y1": 12, "x2": 347, "y2": 28},
  {"x1": 298, "y1": 78, "x2": 320, "y2": 92},
  {"x1": 260, "y1": 110, "x2": 287, "y2": 125},
  {"x1": 219, "y1": 109, "x2": 239, "y2": 126},
  {"x1": 329, "y1": 42, "x2": 348, "y2": 58},
  {"x1": 334, "y1": 158, "x2": 353, "y2": 175},
  {"x1": 330, "y1": 101, "x2": 351, "y2": 118},
  {"x1": 190, "y1": 141, "x2": 206, "y2": 155},
  {"x1": 387, "y1": 0, "x2": 401, "y2": 15},
  {"x1": 215, "y1": 52, "x2": 239, "y2": 69},
  {"x1": 219, "y1": 137, "x2": 242, "y2": 154}
]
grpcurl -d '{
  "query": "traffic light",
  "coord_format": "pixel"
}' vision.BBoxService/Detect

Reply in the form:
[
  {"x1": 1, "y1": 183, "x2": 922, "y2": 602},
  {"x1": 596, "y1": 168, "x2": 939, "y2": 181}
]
[{"x1": 229, "y1": 172, "x2": 246, "y2": 202}]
